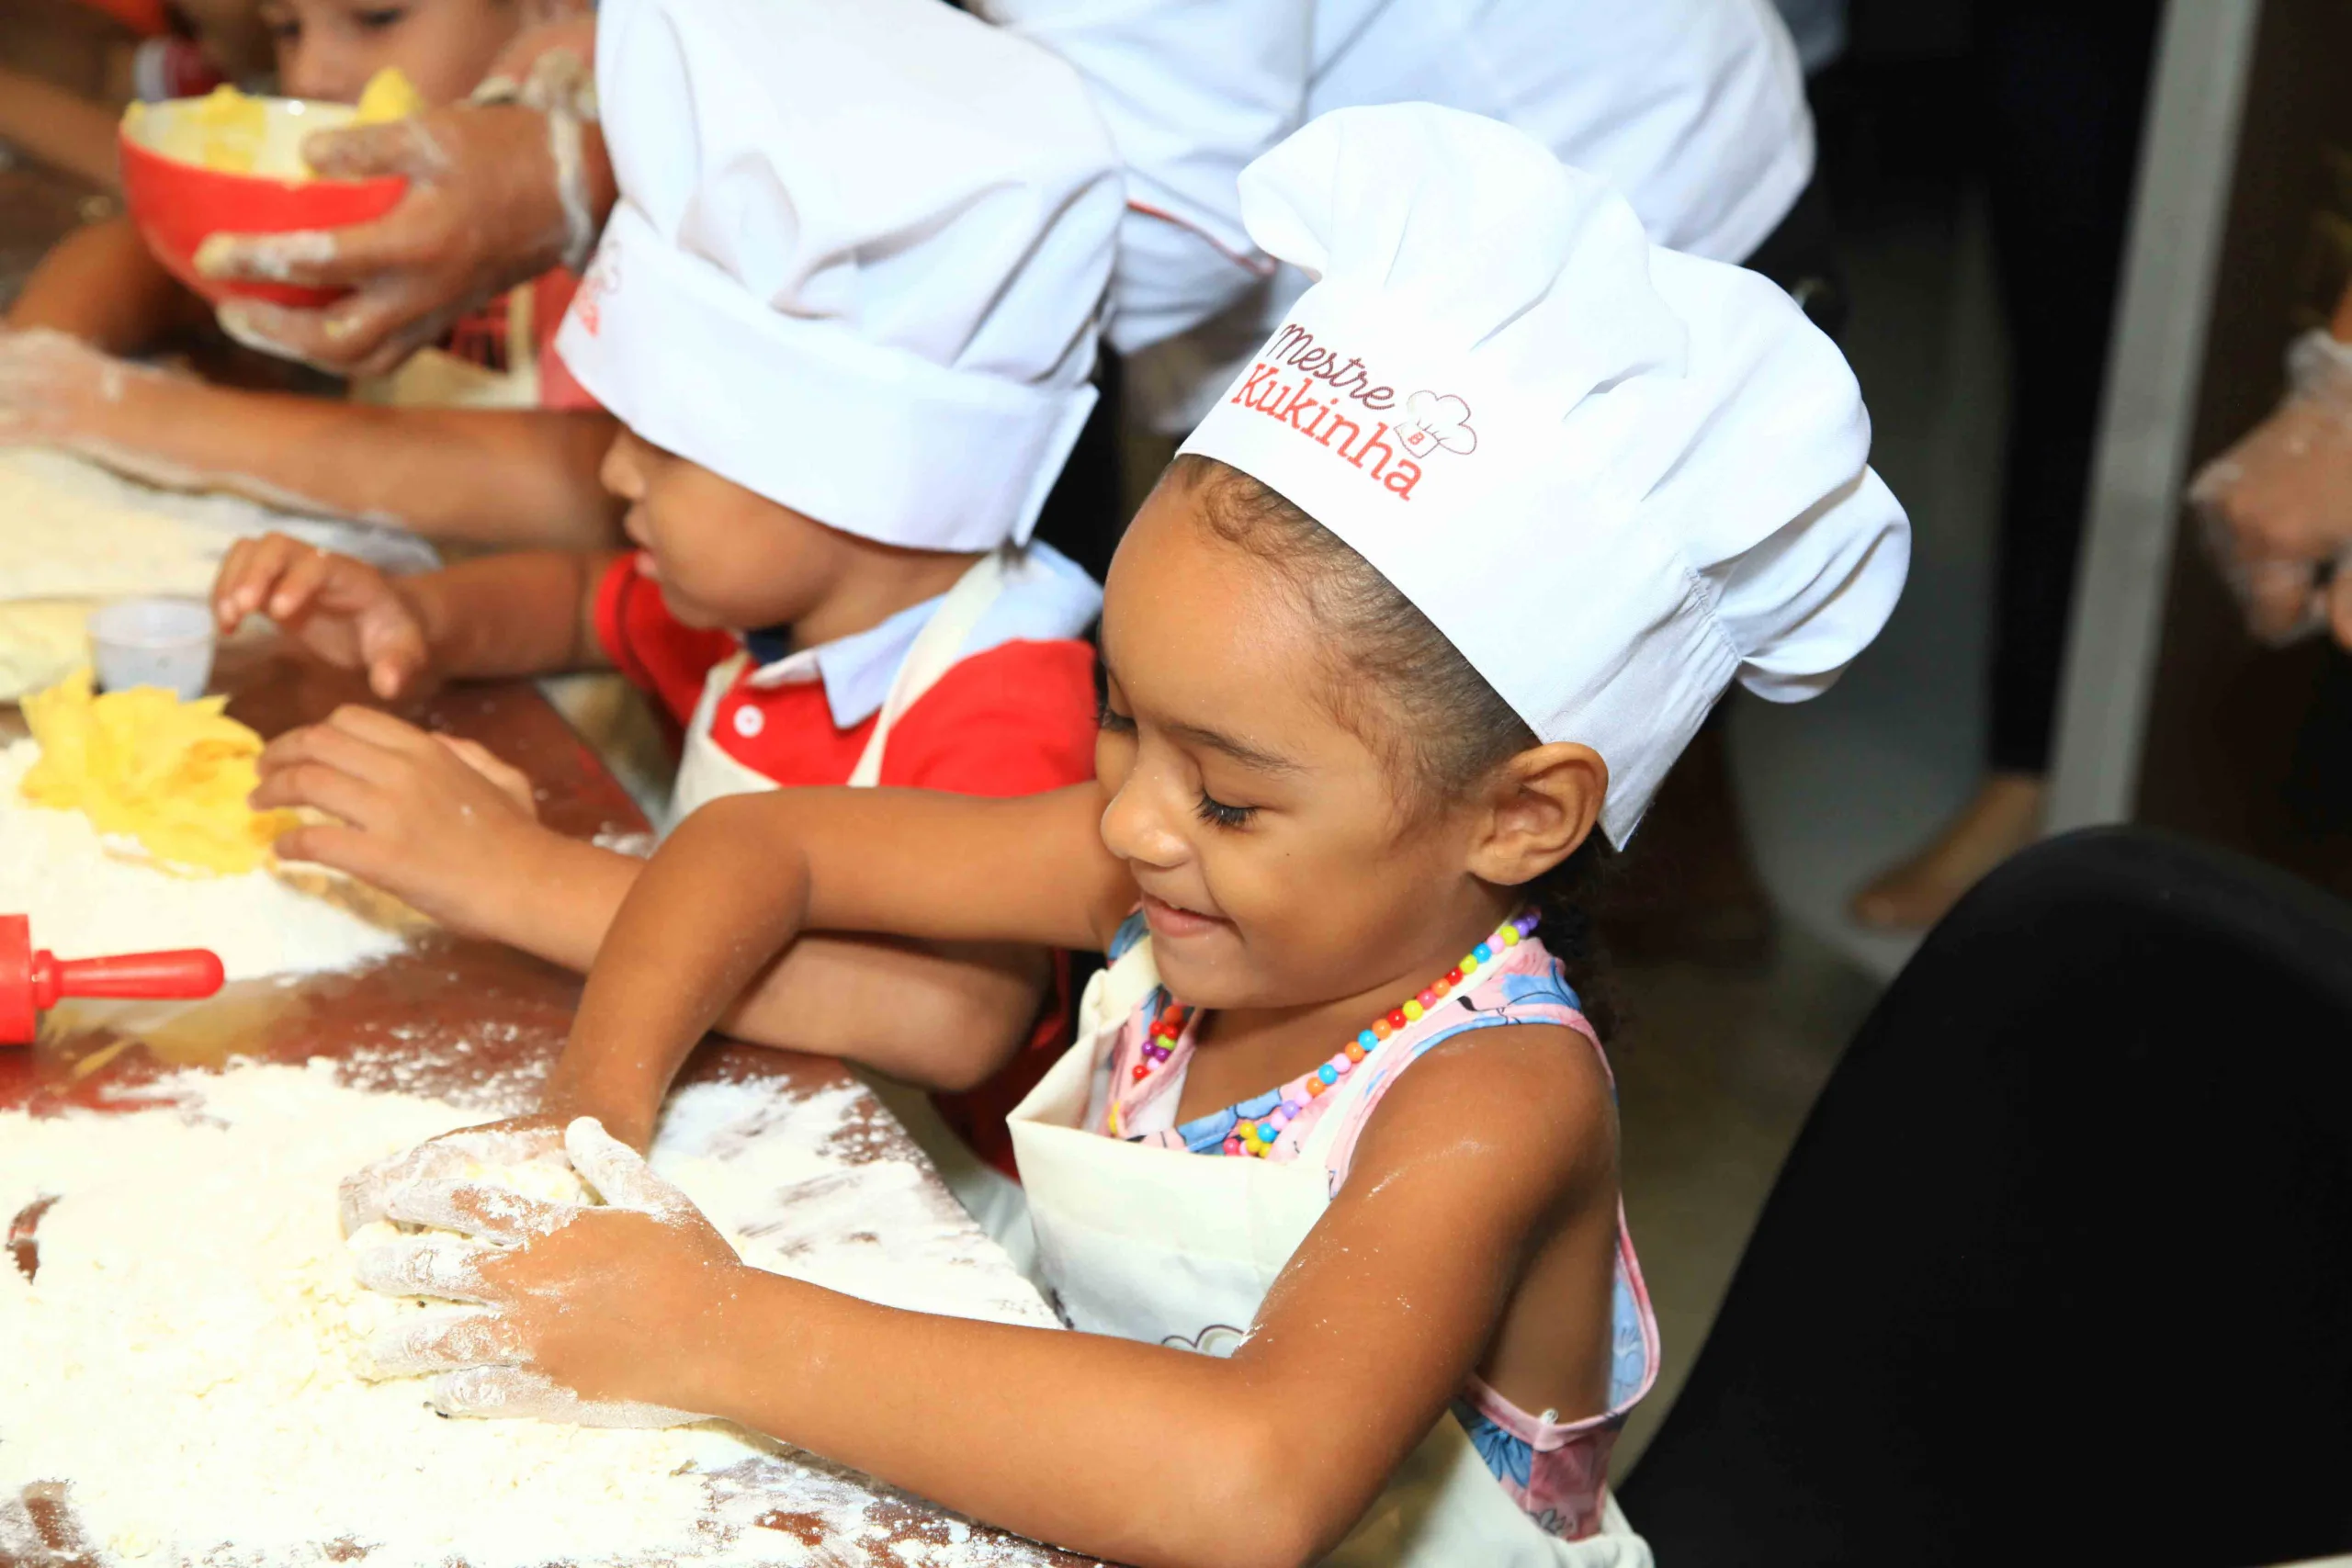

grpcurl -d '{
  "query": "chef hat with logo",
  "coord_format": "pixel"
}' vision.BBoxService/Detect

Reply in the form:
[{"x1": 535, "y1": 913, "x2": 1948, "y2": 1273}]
[
  {"x1": 556, "y1": 0, "x2": 1122, "y2": 552},
  {"x1": 1178, "y1": 106, "x2": 1910, "y2": 843}
]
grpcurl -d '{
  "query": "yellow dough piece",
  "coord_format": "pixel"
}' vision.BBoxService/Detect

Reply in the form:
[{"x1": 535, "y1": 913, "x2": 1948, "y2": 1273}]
[
  {"x1": 351, "y1": 68, "x2": 424, "y2": 126},
  {"x1": 122, "y1": 70, "x2": 417, "y2": 177},
  {"x1": 19, "y1": 668, "x2": 299, "y2": 875},
  {"x1": 127, "y1": 83, "x2": 272, "y2": 174}
]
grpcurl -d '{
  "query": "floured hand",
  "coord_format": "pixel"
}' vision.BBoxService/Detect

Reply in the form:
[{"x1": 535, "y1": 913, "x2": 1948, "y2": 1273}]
[
  {"x1": 337, "y1": 1115, "x2": 571, "y2": 1235},
  {"x1": 2189, "y1": 329, "x2": 2352, "y2": 647},
  {"x1": 354, "y1": 1117, "x2": 741, "y2": 1427},
  {"x1": 198, "y1": 88, "x2": 608, "y2": 378}
]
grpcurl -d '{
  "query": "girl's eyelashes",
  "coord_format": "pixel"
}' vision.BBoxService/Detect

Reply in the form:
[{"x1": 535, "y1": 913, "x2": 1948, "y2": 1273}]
[
  {"x1": 1094, "y1": 696, "x2": 1136, "y2": 735},
  {"x1": 353, "y1": 6, "x2": 407, "y2": 29},
  {"x1": 1193, "y1": 791, "x2": 1257, "y2": 830}
]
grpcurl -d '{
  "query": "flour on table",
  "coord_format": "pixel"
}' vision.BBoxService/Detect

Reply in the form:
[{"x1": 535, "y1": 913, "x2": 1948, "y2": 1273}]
[
  {"x1": 0, "y1": 446, "x2": 443, "y2": 700},
  {"x1": 0, "y1": 739, "x2": 408, "y2": 981},
  {"x1": 0, "y1": 1060, "x2": 1069, "y2": 1568}
]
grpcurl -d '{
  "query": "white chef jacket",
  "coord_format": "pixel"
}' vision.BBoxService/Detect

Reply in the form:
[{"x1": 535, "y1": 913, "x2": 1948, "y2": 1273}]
[{"x1": 975, "y1": 0, "x2": 1815, "y2": 376}]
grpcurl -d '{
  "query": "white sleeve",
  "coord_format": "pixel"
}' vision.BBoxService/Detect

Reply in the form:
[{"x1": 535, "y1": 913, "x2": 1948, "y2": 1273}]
[{"x1": 972, "y1": 0, "x2": 1315, "y2": 355}]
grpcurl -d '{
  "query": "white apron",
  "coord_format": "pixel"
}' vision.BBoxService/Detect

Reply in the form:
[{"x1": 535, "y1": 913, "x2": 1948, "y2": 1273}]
[
  {"x1": 664, "y1": 550, "x2": 1040, "y2": 1268},
  {"x1": 1007, "y1": 939, "x2": 1653, "y2": 1568}
]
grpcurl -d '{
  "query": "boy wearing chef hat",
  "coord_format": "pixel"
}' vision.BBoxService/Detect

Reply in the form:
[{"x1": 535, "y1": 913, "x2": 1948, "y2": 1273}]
[
  {"x1": 216, "y1": 0, "x2": 1124, "y2": 1192},
  {"x1": 340, "y1": 106, "x2": 1905, "y2": 1565}
]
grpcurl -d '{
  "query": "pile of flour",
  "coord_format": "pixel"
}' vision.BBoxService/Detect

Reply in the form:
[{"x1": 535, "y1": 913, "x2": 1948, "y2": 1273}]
[
  {"x1": 0, "y1": 739, "x2": 409, "y2": 981},
  {"x1": 0, "y1": 1059, "x2": 1066, "y2": 1567}
]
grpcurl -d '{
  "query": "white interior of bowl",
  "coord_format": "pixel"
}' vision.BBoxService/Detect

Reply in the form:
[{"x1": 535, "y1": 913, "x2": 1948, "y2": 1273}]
[{"x1": 124, "y1": 96, "x2": 359, "y2": 181}]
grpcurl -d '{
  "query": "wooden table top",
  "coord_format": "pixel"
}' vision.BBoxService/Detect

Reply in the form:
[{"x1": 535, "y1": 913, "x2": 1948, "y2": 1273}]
[{"x1": 0, "y1": 640, "x2": 1101, "y2": 1568}]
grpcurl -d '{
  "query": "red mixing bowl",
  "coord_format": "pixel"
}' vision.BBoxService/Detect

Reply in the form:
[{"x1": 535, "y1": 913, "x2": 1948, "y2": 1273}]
[{"x1": 119, "y1": 96, "x2": 407, "y2": 308}]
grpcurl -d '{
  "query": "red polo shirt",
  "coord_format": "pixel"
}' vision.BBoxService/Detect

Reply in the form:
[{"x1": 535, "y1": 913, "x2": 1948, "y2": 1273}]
[{"x1": 594, "y1": 553, "x2": 1101, "y2": 1177}]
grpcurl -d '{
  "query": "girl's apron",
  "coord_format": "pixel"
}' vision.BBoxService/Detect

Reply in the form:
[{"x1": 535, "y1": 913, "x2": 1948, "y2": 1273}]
[
  {"x1": 1006, "y1": 938, "x2": 1653, "y2": 1568},
  {"x1": 664, "y1": 550, "x2": 1038, "y2": 1266}
]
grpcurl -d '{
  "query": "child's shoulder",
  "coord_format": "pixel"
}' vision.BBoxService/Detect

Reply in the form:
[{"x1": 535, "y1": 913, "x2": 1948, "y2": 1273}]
[{"x1": 1348, "y1": 1016, "x2": 1619, "y2": 1207}]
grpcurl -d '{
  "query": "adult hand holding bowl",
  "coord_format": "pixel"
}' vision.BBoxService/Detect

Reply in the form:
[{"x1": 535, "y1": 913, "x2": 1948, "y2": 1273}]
[{"x1": 192, "y1": 18, "x2": 614, "y2": 379}]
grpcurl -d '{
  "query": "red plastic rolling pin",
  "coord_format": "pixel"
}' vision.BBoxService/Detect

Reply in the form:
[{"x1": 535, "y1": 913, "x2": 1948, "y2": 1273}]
[{"x1": 0, "y1": 913, "x2": 225, "y2": 1045}]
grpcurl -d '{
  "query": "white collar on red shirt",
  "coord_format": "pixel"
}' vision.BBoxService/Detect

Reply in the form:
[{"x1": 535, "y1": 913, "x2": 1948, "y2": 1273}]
[{"x1": 738, "y1": 541, "x2": 1102, "y2": 729}]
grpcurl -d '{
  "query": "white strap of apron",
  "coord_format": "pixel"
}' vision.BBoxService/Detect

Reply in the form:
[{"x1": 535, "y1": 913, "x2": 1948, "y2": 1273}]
[{"x1": 845, "y1": 547, "x2": 1013, "y2": 789}]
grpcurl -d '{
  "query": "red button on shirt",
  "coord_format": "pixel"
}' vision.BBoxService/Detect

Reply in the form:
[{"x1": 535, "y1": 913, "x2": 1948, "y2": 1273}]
[{"x1": 594, "y1": 556, "x2": 1098, "y2": 1176}]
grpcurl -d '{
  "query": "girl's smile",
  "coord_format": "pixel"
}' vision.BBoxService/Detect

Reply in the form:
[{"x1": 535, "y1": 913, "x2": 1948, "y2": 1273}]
[{"x1": 1138, "y1": 890, "x2": 1232, "y2": 944}]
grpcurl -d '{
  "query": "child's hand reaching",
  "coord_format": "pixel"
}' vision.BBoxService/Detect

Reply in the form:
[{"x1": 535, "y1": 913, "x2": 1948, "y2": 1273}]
[
  {"x1": 353, "y1": 1117, "x2": 739, "y2": 1427},
  {"x1": 254, "y1": 705, "x2": 548, "y2": 935},
  {"x1": 215, "y1": 535, "x2": 436, "y2": 701}
]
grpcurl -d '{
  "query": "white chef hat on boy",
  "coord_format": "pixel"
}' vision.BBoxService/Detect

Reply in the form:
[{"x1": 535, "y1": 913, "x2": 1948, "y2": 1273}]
[
  {"x1": 1178, "y1": 106, "x2": 1910, "y2": 843},
  {"x1": 555, "y1": 0, "x2": 1122, "y2": 552}
]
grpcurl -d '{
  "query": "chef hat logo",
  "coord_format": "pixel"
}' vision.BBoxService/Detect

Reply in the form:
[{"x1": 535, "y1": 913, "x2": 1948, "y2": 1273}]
[
  {"x1": 572, "y1": 240, "x2": 622, "y2": 338},
  {"x1": 1394, "y1": 390, "x2": 1477, "y2": 458}
]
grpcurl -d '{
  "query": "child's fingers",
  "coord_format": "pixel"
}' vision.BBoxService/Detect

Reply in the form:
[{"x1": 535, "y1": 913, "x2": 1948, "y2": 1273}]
[
  {"x1": 212, "y1": 532, "x2": 303, "y2": 626},
  {"x1": 429, "y1": 1366, "x2": 699, "y2": 1428},
  {"x1": 258, "y1": 720, "x2": 411, "y2": 792},
  {"x1": 384, "y1": 1178, "x2": 577, "y2": 1244},
  {"x1": 364, "y1": 1308, "x2": 523, "y2": 1380},
  {"x1": 350, "y1": 1232, "x2": 499, "y2": 1303},
  {"x1": 249, "y1": 750, "x2": 391, "y2": 829},
  {"x1": 563, "y1": 1118, "x2": 691, "y2": 1216},
  {"x1": 266, "y1": 819, "x2": 401, "y2": 889},
  {"x1": 266, "y1": 542, "x2": 336, "y2": 623},
  {"x1": 319, "y1": 704, "x2": 440, "y2": 756},
  {"x1": 340, "y1": 1142, "x2": 480, "y2": 1236},
  {"x1": 338, "y1": 1123, "x2": 566, "y2": 1235},
  {"x1": 435, "y1": 734, "x2": 538, "y2": 818}
]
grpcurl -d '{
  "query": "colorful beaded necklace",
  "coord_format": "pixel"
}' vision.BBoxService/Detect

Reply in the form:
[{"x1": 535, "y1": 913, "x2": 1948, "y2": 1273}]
[{"x1": 1114, "y1": 909, "x2": 1540, "y2": 1156}]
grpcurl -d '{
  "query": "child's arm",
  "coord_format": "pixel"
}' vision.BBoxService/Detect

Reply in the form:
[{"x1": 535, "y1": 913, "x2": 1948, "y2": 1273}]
[
  {"x1": 379, "y1": 1001, "x2": 1618, "y2": 1568},
  {"x1": 0, "y1": 64, "x2": 126, "y2": 189},
  {"x1": 226, "y1": 542, "x2": 1056, "y2": 1102},
  {"x1": 6, "y1": 217, "x2": 206, "y2": 349},
  {"x1": 250, "y1": 707, "x2": 1055, "y2": 1107},
  {"x1": 0, "y1": 332, "x2": 622, "y2": 548}
]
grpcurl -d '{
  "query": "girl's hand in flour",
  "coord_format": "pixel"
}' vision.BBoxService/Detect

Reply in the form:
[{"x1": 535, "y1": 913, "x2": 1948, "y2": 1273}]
[
  {"x1": 357, "y1": 1117, "x2": 738, "y2": 1427},
  {"x1": 337, "y1": 1115, "x2": 568, "y2": 1235},
  {"x1": 253, "y1": 705, "x2": 550, "y2": 934},
  {"x1": 214, "y1": 535, "x2": 435, "y2": 700}
]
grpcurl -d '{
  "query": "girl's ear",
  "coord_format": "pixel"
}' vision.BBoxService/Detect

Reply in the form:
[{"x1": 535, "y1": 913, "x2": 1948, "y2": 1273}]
[{"x1": 1464, "y1": 742, "x2": 1607, "y2": 887}]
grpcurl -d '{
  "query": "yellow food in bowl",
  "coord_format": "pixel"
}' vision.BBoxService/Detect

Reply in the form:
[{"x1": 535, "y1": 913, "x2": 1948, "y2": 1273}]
[
  {"x1": 19, "y1": 668, "x2": 299, "y2": 875},
  {"x1": 120, "y1": 69, "x2": 422, "y2": 178}
]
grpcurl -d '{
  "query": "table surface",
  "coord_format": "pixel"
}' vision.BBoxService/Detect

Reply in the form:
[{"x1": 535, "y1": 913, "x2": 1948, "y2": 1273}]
[{"x1": 0, "y1": 639, "x2": 1101, "y2": 1568}]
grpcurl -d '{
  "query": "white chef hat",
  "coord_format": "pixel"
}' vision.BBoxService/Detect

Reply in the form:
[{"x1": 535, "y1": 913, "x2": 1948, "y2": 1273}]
[
  {"x1": 555, "y1": 0, "x2": 1123, "y2": 552},
  {"x1": 1178, "y1": 106, "x2": 1910, "y2": 843}
]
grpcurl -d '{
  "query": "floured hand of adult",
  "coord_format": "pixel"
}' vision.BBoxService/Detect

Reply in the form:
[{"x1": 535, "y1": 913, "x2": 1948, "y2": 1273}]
[
  {"x1": 254, "y1": 705, "x2": 548, "y2": 938},
  {"x1": 2189, "y1": 329, "x2": 2352, "y2": 648},
  {"x1": 214, "y1": 533, "x2": 435, "y2": 699},
  {"x1": 197, "y1": 96, "x2": 607, "y2": 379},
  {"x1": 0, "y1": 328, "x2": 158, "y2": 451},
  {"x1": 353, "y1": 1116, "x2": 738, "y2": 1427}
]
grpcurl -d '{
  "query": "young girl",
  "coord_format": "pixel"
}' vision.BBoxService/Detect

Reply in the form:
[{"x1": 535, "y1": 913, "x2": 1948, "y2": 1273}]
[
  {"x1": 0, "y1": 0, "x2": 615, "y2": 549},
  {"x1": 342, "y1": 107, "x2": 1909, "y2": 1566}
]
